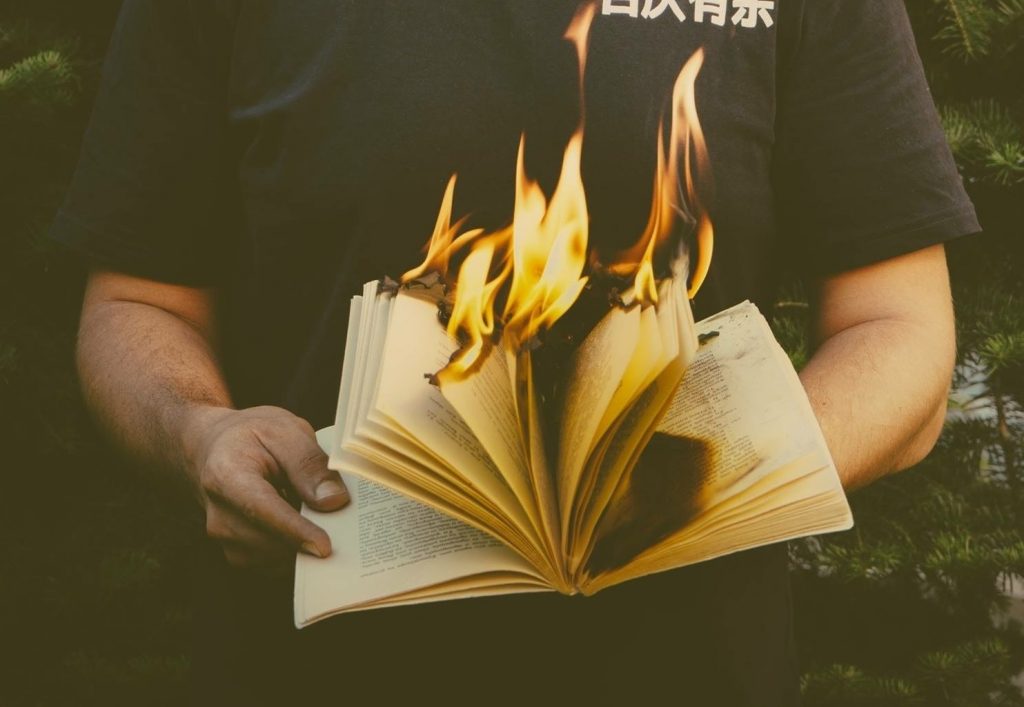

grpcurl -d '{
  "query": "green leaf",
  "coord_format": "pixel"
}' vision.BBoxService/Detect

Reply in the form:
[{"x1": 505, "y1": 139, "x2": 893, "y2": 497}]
[{"x1": 0, "y1": 48, "x2": 78, "y2": 115}]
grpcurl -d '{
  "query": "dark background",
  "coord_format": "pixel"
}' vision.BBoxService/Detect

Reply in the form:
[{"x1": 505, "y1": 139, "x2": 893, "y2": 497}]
[{"x1": 1, "y1": 1, "x2": 1021, "y2": 705}]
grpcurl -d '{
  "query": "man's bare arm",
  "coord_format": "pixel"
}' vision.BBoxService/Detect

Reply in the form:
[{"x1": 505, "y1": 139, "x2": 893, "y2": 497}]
[
  {"x1": 78, "y1": 270, "x2": 349, "y2": 568},
  {"x1": 800, "y1": 244, "x2": 956, "y2": 491}
]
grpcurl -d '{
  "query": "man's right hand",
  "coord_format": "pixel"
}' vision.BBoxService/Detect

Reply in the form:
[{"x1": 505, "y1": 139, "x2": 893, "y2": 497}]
[
  {"x1": 78, "y1": 271, "x2": 350, "y2": 571},
  {"x1": 182, "y1": 405, "x2": 350, "y2": 570}
]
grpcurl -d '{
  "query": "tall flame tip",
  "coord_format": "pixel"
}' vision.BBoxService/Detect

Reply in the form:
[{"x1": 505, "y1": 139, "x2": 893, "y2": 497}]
[{"x1": 405, "y1": 26, "x2": 713, "y2": 380}]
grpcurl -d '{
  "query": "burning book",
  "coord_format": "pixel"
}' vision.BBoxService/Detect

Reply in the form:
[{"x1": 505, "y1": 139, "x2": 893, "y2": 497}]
[{"x1": 294, "y1": 4, "x2": 852, "y2": 626}]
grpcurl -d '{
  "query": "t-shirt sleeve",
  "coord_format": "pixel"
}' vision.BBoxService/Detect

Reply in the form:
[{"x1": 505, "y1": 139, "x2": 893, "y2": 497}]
[
  {"x1": 773, "y1": 0, "x2": 980, "y2": 276},
  {"x1": 48, "y1": 0, "x2": 235, "y2": 286}
]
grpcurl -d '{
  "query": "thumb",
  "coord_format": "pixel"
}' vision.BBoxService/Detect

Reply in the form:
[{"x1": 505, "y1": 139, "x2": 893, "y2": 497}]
[{"x1": 278, "y1": 436, "x2": 350, "y2": 512}]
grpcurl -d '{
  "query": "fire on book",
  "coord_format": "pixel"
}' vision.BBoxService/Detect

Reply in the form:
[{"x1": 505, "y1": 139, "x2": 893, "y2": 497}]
[{"x1": 400, "y1": 2, "x2": 714, "y2": 383}]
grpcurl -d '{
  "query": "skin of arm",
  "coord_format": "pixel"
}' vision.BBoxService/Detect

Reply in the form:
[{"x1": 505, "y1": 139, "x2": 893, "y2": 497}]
[
  {"x1": 800, "y1": 244, "x2": 957, "y2": 491},
  {"x1": 76, "y1": 243, "x2": 954, "y2": 566},
  {"x1": 77, "y1": 270, "x2": 350, "y2": 570}
]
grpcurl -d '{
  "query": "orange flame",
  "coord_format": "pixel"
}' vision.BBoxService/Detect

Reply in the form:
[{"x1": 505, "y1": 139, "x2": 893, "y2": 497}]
[
  {"x1": 502, "y1": 131, "x2": 589, "y2": 345},
  {"x1": 401, "y1": 175, "x2": 480, "y2": 282},
  {"x1": 564, "y1": 1, "x2": 596, "y2": 117},
  {"x1": 440, "y1": 231, "x2": 513, "y2": 379},
  {"x1": 606, "y1": 48, "x2": 713, "y2": 302},
  {"x1": 401, "y1": 3, "x2": 713, "y2": 381}
]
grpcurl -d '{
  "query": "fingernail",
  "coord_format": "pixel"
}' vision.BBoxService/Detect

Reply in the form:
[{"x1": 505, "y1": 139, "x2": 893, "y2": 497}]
[
  {"x1": 315, "y1": 479, "x2": 348, "y2": 503},
  {"x1": 301, "y1": 541, "x2": 325, "y2": 558}
]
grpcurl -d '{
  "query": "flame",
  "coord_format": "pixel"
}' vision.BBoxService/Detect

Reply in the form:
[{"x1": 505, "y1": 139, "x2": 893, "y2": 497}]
[
  {"x1": 440, "y1": 231, "x2": 513, "y2": 379},
  {"x1": 503, "y1": 132, "x2": 589, "y2": 345},
  {"x1": 606, "y1": 48, "x2": 713, "y2": 302},
  {"x1": 400, "y1": 3, "x2": 713, "y2": 381},
  {"x1": 564, "y1": 1, "x2": 596, "y2": 116},
  {"x1": 401, "y1": 175, "x2": 480, "y2": 282}
]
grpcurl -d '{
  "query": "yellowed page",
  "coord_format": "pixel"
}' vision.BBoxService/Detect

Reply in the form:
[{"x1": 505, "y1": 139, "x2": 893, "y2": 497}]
[
  {"x1": 376, "y1": 573, "x2": 550, "y2": 608},
  {"x1": 588, "y1": 306, "x2": 654, "y2": 448},
  {"x1": 656, "y1": 301, "x2": 838, "y2": 504},
  {"x1": 654, "y1": 466, "x2": 851, "y2": 559},
  {"x1": 568, "y1": 281, "x2": 692, "y2": 574},
  {"x1": 329, "y1": 281, "x2": 381, "y2": 464},
  {"x1": 296, "y1": 428, "x2": 549, "y2": 628},
  {"x1": 514, "y1": 349, "x2": 568, "y2": 585},
  {"x1": 568, "y1": 279, "x2": 689, "y2": 554},
  {"x1": 556, "y1": 306, "x2": 642, "y2": 551},
  {"x1": 328, "y1": 292, "x2": 365, "y2": 465},
  {"x1": 582, "y1": 463, "x2": 851, "y2": 593},
  {"x1": 330, "y1": 444, "x2": 557, "y2": 580},
  {"x1": 580, "y1": 301, "x2": 852, "y2": 589},
  {"x1": 584, "y1": 459, "x2": 852, "y2": 592},
  {"x1": 330, "y1": 289, "x2": 456, "y2": 498},
  {"x1": 672, "y1": 275, "x2": 699, "y2": 368},
  {"x1": 569, "y1": 359, "x2": 686, "y2": 576},
  {"x1": 329, "y1": 285, "x2": 552, "y2": 575},
  {"x1": 373, "y1": 292, "x2": 525, "y2": 521},
  {"x1": 438, "y1": 344, "x2": 541, "y2": 540}
]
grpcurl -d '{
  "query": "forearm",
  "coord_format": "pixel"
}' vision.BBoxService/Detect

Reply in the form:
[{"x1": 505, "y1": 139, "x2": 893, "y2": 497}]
[
  {"x1": 798, "y1": 245, "x2": 956, "y2": 491},
  {"x1": 800, "y1": 317, "x2": 951, "y2": 491},
  {"x1": 77, "y1": 271, "x2": 348, "y2": 565},
  {"x1": 76, "y1": 279, "x2": 230, "y2": 484}
]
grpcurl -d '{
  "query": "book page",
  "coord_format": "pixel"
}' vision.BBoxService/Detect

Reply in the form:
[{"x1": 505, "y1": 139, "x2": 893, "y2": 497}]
[
  {"x1": 581, "y1": 459, "x2": 852, "y2": 593},
  {"x1": 567, "y1": 281, "x2": 692, "y2": 575},
  {"x1": 556, "y1": 306, "x2": 643, "y2": 546},
  {"x1": 570, "y1": 279, "x2": 688, "y2": 526},
  {"x1": 297, "y1": 428, "x2": 548, "y2": 627},
  {"x1": 374, "y1": 292, "x2": 515, "y2": 505},
  {"x1": 355, "y1": 291, "x2": 532, "y2": 534},
  {"x1": 571, "y1": 359, "x2": 687, "y2": 577},
  {"x1": 329, "y1": 281, "x2": 381, "y2": 464},
  {"x1": 328, "y1": 292, "x2": 365, "y2": 464},
  {"x1": 438, "y1": 344, "x2": 540, "y2": 536},
  {"x1": 329, "y1": 286, "x2": 549, "y2": 574},
  {"x1": 579, "y1": 302, "x2": 852, "y2": 589},
  {"x1": 592, "y1": 279, "x2": 684, "y2": 444},
  {"x1": 656, "y1": 301, "x2": 835, "y2": 503},
  {"x1": 331, "y1": 287, "x2": 493, "y2": 525}
]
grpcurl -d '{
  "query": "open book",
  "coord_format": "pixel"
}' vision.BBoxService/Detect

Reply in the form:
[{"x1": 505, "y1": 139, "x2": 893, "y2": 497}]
[{"x1": 295, "y1": 281, "x2": 853, "y2": 627}]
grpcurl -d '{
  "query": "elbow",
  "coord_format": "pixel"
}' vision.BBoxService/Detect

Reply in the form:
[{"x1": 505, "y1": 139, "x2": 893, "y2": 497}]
[
  {"x1": 891, "y1": 377, "x2": 951, "y2": 474},
  {"x1": 901, "y1": 401, "x2": 948, "y2": 471},
  {"x1": 898, "y1": 313, "x2": 957, "y2": 472}
]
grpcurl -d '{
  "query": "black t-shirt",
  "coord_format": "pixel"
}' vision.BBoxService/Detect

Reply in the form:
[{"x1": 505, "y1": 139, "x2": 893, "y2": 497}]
[
  {"x1": 52, "y1": 0, "x2": 978, "y2": 427},
  {"x1": 50, "y1": 1, "x2": 978, "y2": 704}
]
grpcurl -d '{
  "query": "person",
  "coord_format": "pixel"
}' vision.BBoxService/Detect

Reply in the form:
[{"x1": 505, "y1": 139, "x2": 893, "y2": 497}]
[{"x1": 51, "y1": 0, "x2": 979, "y2": 704}]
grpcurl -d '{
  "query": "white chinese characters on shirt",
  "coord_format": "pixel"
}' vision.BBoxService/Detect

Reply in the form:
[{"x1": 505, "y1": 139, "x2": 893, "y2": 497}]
[
  {"x1": 601, "y1": 0, "x2": 774, "y2": 27},
  {"x1": 641, "y1": 0, "x2": 687, "y2": 22}
]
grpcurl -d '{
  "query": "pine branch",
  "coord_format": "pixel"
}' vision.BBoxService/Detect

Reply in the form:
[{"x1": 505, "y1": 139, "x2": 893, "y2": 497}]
[
  {"x1": 802, "y1": 664, "x2": 923, "y2": 706},
  {"x1": 940, "y1": 101, "x2": 1024, "y2": 186},
  {"x1": 996, "y1": 0, "x2": 1024, "y2": 52},
  {"x1": 0, "y1": 48, "x2": 77, "y2": 112},
  {"x1": 932, "y1": 0, "x2": 1000, "y2": 60}
]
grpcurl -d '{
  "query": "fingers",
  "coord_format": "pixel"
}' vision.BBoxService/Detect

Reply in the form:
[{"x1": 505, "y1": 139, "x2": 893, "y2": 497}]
[
  {"x1": 207, "y1": 502, "x2": 290, "y2": 553},
  {"x1": 208, "y1": 465, "x2": 334, "y2": 558},
  {"x1": 207, "y1": 503, "x2": 293, "y2": 571},
  {"x1": 194, "y1": 407, "x2": 350, "y2": 566},
  {"x1": 257, "y1": 418, "x2": 350, "y2": 513}
]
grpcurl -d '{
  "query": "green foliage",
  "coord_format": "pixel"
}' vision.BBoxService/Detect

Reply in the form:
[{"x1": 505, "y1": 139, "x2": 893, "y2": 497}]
[
  {"x1": 924, "y1": 0, "x2": 1024, "y2": 61},
  {"x1": 802, "y1": 664, "x2": 924, "y2": 707},
  {"x1": 771, "y1": 281, "x2": 811, "y2": 371},
  {"x1": 0, "y1": 48, "x2": 76, "y2": 111},
  {"x1": 803, "y1": 638, "x2": 1024, "y2": 707},
  {"x1": 941, "y1": 101, "x2": 1024, "y2": 186}
]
